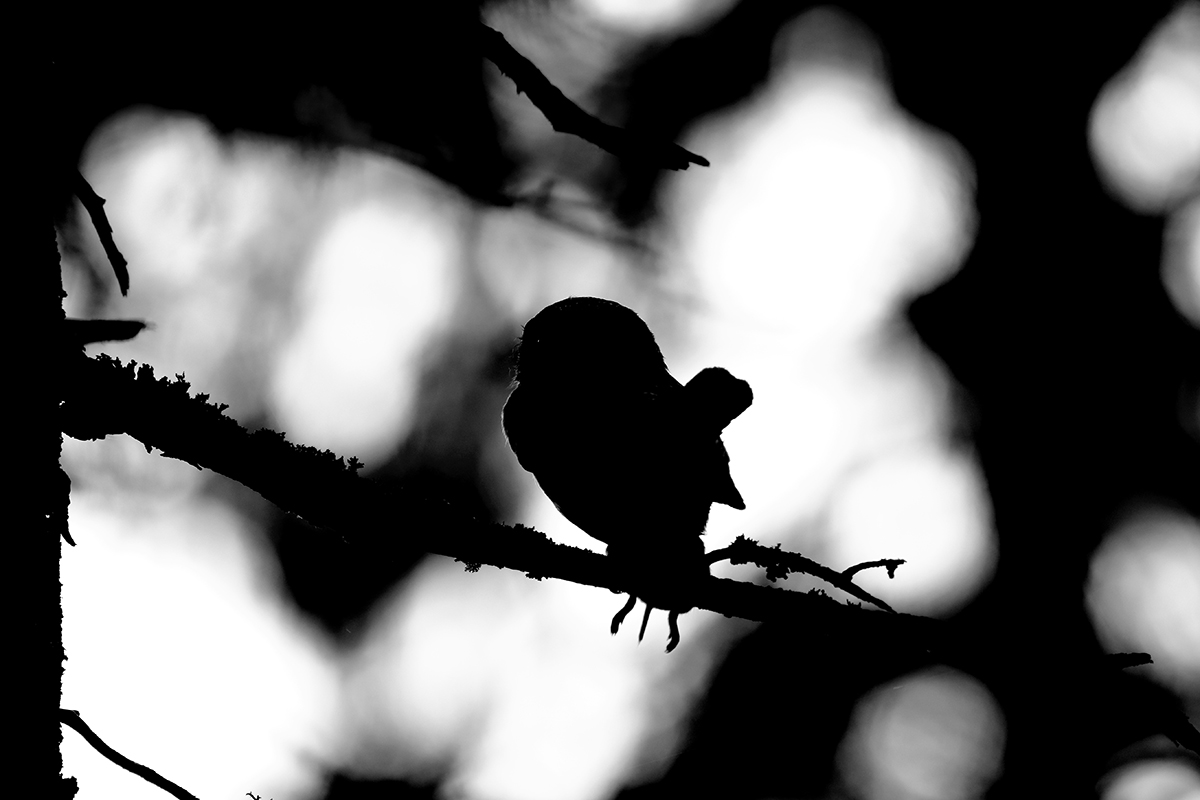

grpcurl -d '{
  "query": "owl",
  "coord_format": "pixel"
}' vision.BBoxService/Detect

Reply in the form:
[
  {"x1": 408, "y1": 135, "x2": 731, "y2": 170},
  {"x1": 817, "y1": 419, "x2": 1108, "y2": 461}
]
[{"x1": 502, "y1": 297, "x2": 751, "y2": 651}]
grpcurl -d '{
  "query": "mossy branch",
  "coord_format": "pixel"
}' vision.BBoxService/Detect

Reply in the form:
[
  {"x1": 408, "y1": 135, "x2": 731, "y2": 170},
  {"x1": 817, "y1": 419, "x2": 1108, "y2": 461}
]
[
  {"x1": 60, "y1": 354, "x2": 928, "y2": 645},
  {"x1": 59, "y1": 354, "x2": 1200, "y2": 759}
]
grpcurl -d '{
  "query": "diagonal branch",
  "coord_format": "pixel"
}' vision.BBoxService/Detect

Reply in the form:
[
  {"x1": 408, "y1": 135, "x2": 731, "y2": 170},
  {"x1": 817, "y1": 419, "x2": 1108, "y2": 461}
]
[
  {"x1": 57, "y1": 354, "x2": 1200, "y2": 757},
  {"x1": 72, "y1": 170, "x2": 131, "y2": 296},
  {"x1": 60, "y1": 354, "x2": 925, "y2": 642},
  {"x1": 478, "y1": 24, "x2": 708, "y2": 171},
  {"x1": 60, "y1": 709, "x2": 201, "y2": 800}
]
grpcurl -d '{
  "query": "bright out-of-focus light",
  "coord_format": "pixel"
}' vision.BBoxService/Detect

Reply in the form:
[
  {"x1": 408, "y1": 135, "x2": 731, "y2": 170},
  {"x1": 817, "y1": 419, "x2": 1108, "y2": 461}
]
[
  {"x1": 340, "y1": 556, "x2": 689, "y2": 800},
  {"x1": 75, "y1": 111, "x2": 304, "y2": 419},
  {"x1": 61, "y1": 491, "x2": 339, "y2": 800},
  {"x1": 677, "y1": 327, "x2": 953, "y2": 554},
  {"x1": 827, "y1": 444, "x2": 996, "y2": 615},
  {"x1": 1164, "y1": 198, "x2": 1200, "y2": 326},
  {"x1": 478, "y1": 204, "x2": 636, "y2": 328},
  {"x1": 668, "y1": 8, "x2": 987, "y2": 615},
  {"x1": 1090, "y1": 3, "x2": 1200, "y2": 213},
  {"x1": 86, "y1": 112, "x2": 263, "y2": 284},
  {"x1": 683, "y1": 68, "x2": 974, "y2": 341},
  {"x1": 270, "y1": 193, "x2": 461, "y2": 465},
  {"x1": 62, "y1": 427, "x2": 209, "y2": 500},
  {"x1": 838, "y1": 667, "x2": 1006, "y2": 800},
  {"x1": 1101, "y1": 759, "x2": 1200, "y2": 800},
  {"x1": 571, "y1": 0, "x2": 736, "y2": 35},
  {"x1": 1086, "y1": 506, "x2": 1200, "y2": 692}
]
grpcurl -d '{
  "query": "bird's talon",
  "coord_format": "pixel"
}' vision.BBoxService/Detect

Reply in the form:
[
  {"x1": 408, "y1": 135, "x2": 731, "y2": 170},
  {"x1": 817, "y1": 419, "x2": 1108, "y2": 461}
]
[
  {"x1": 666, "y1": 610, "x2": 681, "y2": 652},
  {"x1": 611, "y1": 595, "x2": 637, "y2": 635}
]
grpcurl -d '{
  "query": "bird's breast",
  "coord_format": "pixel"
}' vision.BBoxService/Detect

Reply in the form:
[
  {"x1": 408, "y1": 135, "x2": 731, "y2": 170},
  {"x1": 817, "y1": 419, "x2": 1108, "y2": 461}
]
[{"x1": 504, "y1": 384, "x2": 717, "y2": 547}]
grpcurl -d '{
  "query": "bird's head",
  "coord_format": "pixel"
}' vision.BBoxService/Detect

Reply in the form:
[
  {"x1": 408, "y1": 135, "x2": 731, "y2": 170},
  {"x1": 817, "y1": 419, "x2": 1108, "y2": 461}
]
[{"x1": 513, "y1": 297, "x2": 668, "y2": 386}]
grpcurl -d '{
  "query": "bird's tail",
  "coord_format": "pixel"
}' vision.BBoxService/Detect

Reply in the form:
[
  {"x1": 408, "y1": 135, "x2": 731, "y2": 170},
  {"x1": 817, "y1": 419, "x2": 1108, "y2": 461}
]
[{"x1": 685, "y1": 367, "x2": 752, "y2": 432}]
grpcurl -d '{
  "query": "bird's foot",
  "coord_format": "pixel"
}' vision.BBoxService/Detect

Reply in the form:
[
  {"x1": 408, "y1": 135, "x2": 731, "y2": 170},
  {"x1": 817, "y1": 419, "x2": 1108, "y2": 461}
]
[
  {"x1": 666, "y1": 611, "x2": 681, "y2": 653},
  {"x1": 611, "y1": 594, "x2": 637, "y2": 634},
  {"x1": 613, "y1": 595, "x2": 682, "y2": 653},
  {"x1": 637, "y1": 603, "x2": 653, "y2": 643}
]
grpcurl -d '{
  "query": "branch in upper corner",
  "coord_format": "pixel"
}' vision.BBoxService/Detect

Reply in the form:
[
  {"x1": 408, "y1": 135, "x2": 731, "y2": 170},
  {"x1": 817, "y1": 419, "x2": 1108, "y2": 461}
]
[
  {"x1": 707, "y1": 535, "x2": 901, "y2": 613},
  {"x1": 72, "y1": 170, "x2": 130, "y2": 295},
  {"x1": 478, "y1": 24, "x2": 709, "y2": 171},
  {"x1": 60, "y1": 709, "x2": 201, "y2": 800}
]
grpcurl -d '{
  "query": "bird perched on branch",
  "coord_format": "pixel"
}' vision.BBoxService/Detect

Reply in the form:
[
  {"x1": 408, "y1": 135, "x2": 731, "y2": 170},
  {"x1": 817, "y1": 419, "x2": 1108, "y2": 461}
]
[{"x1": 502, "y1": 297, "x2": 752, "y2": 651}]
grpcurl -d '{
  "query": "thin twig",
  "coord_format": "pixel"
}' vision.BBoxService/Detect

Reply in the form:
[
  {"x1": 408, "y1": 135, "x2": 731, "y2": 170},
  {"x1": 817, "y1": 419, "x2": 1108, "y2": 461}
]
[
  {"x1": 478, "y1": 24, "x2": 708, "y2": 171},
  {"x1": 707, "y1": 536, "x2": 900, "y2": 613},
  {"x1": 60, "y1": 709, "x2": 202, "y2": 800},
  {"x1": 72, "y1": 170, "x2": 130, "y2": 296}
]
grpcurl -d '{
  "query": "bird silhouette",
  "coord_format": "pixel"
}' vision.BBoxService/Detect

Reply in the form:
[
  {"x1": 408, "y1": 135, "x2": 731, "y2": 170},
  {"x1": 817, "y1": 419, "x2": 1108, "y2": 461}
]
[{"x1": 502, "y1": 297, "x2": 751, "y2": 651}]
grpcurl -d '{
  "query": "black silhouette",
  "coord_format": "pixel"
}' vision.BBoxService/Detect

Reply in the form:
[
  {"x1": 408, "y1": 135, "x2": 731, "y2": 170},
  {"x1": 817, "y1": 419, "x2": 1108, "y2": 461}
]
[{"x1": 503, "y1": 297, "x2": 751, "y2": 650}]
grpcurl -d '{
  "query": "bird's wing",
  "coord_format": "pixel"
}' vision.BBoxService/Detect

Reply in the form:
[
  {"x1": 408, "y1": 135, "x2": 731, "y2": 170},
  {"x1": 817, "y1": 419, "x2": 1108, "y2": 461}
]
[
  {"x1": 501, "y1": 383, "x2": 552, "y2": 476},
  {"x1": 503, "y1": 377, "x2": 746, "y2": 546}
]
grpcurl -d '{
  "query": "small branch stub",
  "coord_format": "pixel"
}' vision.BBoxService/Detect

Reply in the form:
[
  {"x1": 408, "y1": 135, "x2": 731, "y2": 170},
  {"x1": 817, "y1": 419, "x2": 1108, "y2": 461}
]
[{"x1": 72, "y1": 170, "x2": 131, "y2": 295}]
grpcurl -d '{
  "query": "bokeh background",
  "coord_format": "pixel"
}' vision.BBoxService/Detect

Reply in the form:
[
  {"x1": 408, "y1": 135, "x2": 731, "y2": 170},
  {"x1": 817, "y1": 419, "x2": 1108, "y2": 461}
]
[{"x1": 53, "y1": 2, "x2": 1199, "y2": 799}]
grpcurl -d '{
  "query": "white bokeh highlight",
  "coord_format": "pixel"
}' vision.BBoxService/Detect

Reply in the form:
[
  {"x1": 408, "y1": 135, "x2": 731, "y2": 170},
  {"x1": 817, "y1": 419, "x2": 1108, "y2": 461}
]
[
  {"x1": 76, "y1": 113, "x2": 310, "y2": 421},
  {"x1": 683, "y1": 68, "x2": 974, "y2": 340},
  {"x1": 1086, "y1": 506, "x2": 1200, "y2": 692},
  {"x1": 826, "y1": 444, "x2": 995, "y2": 615},
  {"x1": 61, "y1": 491, "x2": 340, "y2": 800},
  {"x1": 340, "y1": 556, "x2": 720, "y2": 800},
  {"x1": 270, "y1": 195, "x2": 461, "y2": 465},
  {"x1": 1100, "y1": 759, "x2": 1200, "y2": 800},
  {"x1": 667, "y1": 16, "x2": 990, "y2": 615},
  {"x1": 838, "y1": 667, "x2": 1006, "y2": 800},
  {"x1": 1164, "y1": 197, "x2": 1200, "y2": 326},
  {"x1": 571, "y1": 0, "x2": 736, "y2": 35},
  {"x1": 1089, "y1": 3, "x2": 1200, "y2": 213}
]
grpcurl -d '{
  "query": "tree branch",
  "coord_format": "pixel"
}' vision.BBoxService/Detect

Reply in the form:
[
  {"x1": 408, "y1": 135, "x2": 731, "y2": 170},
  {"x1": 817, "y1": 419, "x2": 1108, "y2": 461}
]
[
  {"x1": 59, "y1": 354, "x2": 1200, "y2": 757},
  {"x1": 707, "y1": 536, "x2": 902, "y2": 613},
  {"x1": 72, "y1": 170, "x2": 130, "y2": 296},
  {"x1": 478, "y1": 24, "x2": 708, "y2": 171},
  {"x1": 60, "y1": 709, "x2": 201, "y2": 800},
  {"x1": 60, "y1": 355, "x2": 928, "y2": 644}
]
